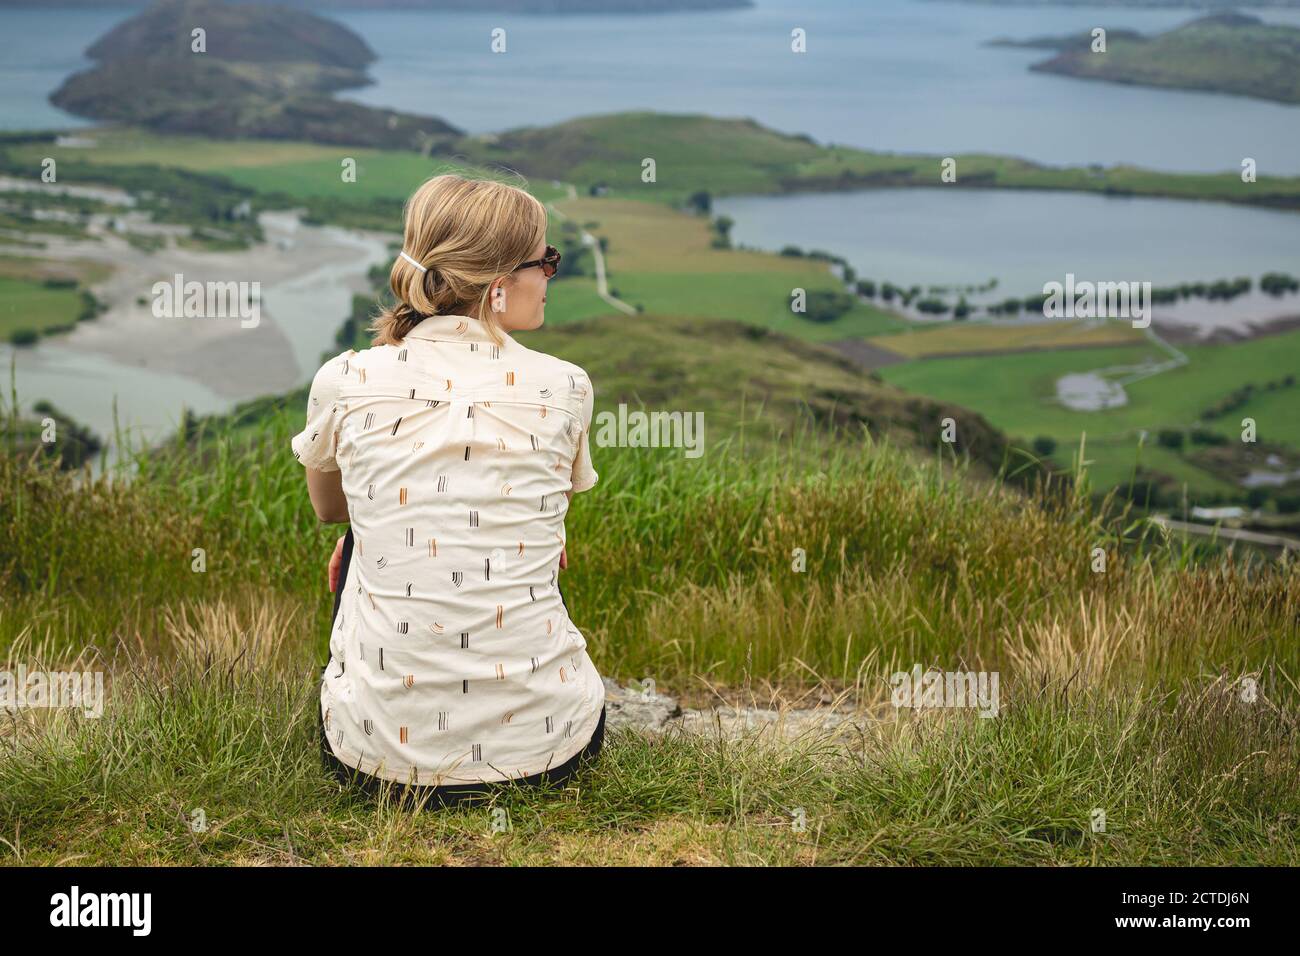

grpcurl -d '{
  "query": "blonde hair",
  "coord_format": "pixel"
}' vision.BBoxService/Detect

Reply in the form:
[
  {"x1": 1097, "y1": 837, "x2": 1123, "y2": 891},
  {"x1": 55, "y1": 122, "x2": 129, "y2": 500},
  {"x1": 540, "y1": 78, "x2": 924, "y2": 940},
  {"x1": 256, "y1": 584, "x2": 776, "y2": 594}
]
[{"x1": 371, "y1": 173, "x2": 548, "y2": 347}]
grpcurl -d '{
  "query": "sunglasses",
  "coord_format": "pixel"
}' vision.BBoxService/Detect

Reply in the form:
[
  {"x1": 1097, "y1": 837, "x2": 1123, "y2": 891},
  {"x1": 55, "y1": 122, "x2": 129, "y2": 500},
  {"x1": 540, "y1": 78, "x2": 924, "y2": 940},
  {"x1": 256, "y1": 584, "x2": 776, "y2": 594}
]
[{"x1": 513, "y1": 245, "x2": 561, "y2": 279}]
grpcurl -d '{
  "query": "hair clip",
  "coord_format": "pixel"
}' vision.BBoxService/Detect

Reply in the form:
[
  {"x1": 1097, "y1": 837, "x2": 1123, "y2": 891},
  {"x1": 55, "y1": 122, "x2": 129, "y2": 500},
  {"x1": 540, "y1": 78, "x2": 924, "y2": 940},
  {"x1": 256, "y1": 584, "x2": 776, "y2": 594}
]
[{"x1": 399, "y1": 250, "x2": 428, "y2": 273}]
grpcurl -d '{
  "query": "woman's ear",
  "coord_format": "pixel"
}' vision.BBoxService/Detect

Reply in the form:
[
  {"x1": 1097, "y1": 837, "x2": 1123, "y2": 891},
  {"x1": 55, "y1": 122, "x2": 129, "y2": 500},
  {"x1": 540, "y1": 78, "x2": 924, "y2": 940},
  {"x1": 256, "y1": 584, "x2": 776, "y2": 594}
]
[{"x1": 490, "y1": 277, "x2": 510, "y2": 314}]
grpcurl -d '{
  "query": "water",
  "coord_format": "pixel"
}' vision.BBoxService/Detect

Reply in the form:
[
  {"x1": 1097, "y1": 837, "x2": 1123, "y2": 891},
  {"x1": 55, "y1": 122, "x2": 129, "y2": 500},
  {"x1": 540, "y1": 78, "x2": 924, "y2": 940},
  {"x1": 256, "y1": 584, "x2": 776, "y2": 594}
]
[
  {"x1": 1056, "y1": 372, "x2": 1129, "y2": 411},
  {"x1": 715, "y1": 188, "x2": 1300, "y2": 323},
  {"x1": 0, "y1": 6, "x2": 131, "y2": 130},
  {"x1": 5, "y1": 2, "x2": 1300, "y2": 172},
  {"x1": 0, "y1": 212, "x2": 388, "y2": 448},
  {"x1": 334, "y1": 0, "x2": 1300, "y2": 173}
]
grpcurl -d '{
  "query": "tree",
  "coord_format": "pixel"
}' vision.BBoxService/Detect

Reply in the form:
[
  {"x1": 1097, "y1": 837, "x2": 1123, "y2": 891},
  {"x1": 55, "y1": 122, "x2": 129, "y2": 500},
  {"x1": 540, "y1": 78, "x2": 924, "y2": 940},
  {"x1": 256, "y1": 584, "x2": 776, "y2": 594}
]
[
  {"x1": 1156, "y1": 429, "x2": 1185, "y2": 450},
  {"x1": 686, "y1": 190, "x2": 711, "y2": 215},
  {"x1": 797, "y1": 290, "x2": 856, "y2": 323}
]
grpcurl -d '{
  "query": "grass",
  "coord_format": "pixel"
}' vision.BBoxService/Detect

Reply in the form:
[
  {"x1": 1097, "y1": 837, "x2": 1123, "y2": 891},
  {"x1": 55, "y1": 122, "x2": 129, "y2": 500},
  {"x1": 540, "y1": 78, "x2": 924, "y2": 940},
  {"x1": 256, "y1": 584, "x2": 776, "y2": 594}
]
[
  {"x1": 6, "y1": 128, "x2": 567, "y2": 204},
  {"x1": 1, "y1": 319, "x2": 1298, "y2": 863},
  {"x1": 525, "y1": 276, "x2": 616, "y2": 327},
  {"x1": 879, "y1": 329, "x2": 1300, "y2": 496},
  {"x1": 551, "y1": 196, "x2": 906, "y2": 340},
  {"x1": 0, "y1": 277, "x2": 87, "y2": 340},
  {"x1": 868, "y1": 319, "x2": 1146, "y2": 360},
  {"x1": 2, "y1": 634, "x2": 1294, "y2": 865},
  {"x1": 17, "y1": 117, "x2": 1300, "y2": 217},
  {"x1": 456, "y1": 111, "x2": 1300, "y2": 211}
]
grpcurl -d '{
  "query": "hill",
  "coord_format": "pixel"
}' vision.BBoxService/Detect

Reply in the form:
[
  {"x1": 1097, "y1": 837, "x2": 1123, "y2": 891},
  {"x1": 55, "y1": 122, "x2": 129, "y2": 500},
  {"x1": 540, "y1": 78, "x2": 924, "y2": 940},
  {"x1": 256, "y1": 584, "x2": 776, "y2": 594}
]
[
  {"x1": 50, "y1": 0, "x2": 461, "y2": 149},
  {"x1": 449, "y1": 111, "x2": 1300, "y2": 211},
  {"x1": 992, "y1": 13, "x2": 1300, "y2": 105},
  {"x1": 3, "y1": 310, "x2": 1298, "y2": 865},
  {"x1": 85, "y1": 0, "x2": 374, "y2": 67},
  {"x1": 191, "y1": 313, "x2": 1027, "y2": 480}
]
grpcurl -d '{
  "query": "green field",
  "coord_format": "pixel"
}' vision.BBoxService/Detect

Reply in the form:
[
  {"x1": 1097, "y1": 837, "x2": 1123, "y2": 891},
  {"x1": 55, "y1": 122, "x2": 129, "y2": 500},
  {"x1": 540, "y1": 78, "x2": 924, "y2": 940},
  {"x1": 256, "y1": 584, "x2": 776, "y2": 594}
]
[
  {"x1": 0, "y1": 276, "x2": 86, "y2": 340},
  {"x1": 454, "y1": 112, "x2": 1300, "y2": 211},
  {"x1": 869, "y1": 319, "x2": 1145, "y2": 358},
  {"x1": 552, "y1": 196, "x2": 906, "y2": 339},
  {"x1": 5, "y1": 129, "x2": 565, "y2": 204},
  {"x1": 12, "y1": 117, "x2": 1300, "y2": 214},
  {"x1": 879, "y1": 330, "x2": 1300, "y2": 496}
]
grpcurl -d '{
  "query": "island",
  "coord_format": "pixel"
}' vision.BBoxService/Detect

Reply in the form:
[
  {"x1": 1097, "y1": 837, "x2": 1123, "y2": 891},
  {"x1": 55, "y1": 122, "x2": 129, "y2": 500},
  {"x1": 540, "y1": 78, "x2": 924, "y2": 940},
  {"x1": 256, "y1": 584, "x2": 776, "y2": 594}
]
[
  {"x1": 990, "y1": 13, "x2": 1300, "y2": 106},
  {"x1": 50, "y1": 0, "x2": 462, "y2": 150}
]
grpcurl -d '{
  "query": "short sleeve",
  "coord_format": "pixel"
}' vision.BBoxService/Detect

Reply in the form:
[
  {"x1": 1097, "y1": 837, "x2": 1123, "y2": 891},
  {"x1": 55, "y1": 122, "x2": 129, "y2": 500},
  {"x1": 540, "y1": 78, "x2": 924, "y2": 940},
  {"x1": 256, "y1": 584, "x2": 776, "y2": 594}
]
[
  {"x1": 291, "y1": 351, "x2": 351, "y2": 472},
  {"x1": 570, "y1": 372, "x2": 598, "y2": 494}
]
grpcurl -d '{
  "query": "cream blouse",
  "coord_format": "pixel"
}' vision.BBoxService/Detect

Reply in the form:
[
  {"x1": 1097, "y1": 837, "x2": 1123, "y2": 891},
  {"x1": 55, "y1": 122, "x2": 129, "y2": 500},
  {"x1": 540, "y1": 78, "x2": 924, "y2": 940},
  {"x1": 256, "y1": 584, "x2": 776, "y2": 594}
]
[{"x1": 291, "y1": 313, "x2": 604, "y2": 786}]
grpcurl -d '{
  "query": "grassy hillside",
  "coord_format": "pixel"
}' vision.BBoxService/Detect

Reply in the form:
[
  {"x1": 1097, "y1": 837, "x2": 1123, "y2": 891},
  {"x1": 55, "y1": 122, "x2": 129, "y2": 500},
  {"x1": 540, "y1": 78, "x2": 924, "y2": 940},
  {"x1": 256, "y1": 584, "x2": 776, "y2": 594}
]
[
  {"x1": 881, "y1": 328, "x2": 1300, "y2": 503},
  {"x1": 3, "y1": 346, "x2": 1297, "y2": 863},
  {"x1": 868, "y1": 319, "x2": 1146, "y2": 359},
  {"x1": 17, "y1": 115, "x2": 1300, "y2": 218},
  {"x1": 1011, "y1": 13, "x2": 1300, "y2": 105},
  {"x1": 455, "y1": 111, "x2": 1300, "y2": 210}
]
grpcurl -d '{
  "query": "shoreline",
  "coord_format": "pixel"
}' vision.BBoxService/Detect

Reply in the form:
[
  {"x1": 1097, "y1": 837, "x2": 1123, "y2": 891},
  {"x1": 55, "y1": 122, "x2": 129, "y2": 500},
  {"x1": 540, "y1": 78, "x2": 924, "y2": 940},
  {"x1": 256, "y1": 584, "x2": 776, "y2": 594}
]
[{"x1": 0, "y1": 209, "x2": 392, "y2": 444}]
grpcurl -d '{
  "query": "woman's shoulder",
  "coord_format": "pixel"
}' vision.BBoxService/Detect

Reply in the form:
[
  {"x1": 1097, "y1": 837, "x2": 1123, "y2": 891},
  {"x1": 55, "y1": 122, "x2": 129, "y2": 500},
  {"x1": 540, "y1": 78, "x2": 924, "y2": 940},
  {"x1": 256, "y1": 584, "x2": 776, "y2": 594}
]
[
  {"x1": 514, "y1": 340, "x2": 594, "y2": 388},
  {"x1": 309, "y1": 342, "x2": 403, "y2": 384},
  {"x1": 308, "y1": 348, "x2": 355, "y2": 390}
]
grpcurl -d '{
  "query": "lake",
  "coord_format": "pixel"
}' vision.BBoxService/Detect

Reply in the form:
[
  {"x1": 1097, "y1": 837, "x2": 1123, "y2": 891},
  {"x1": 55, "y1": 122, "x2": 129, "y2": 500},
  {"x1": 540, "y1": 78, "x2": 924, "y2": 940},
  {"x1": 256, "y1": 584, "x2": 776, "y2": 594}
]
[
  {"x1": 714, "y1": 187, "x2": 1300, "y2": 331},
  {"x1": 4, "y1": 1, "x2": 1300, "y2": 173}
]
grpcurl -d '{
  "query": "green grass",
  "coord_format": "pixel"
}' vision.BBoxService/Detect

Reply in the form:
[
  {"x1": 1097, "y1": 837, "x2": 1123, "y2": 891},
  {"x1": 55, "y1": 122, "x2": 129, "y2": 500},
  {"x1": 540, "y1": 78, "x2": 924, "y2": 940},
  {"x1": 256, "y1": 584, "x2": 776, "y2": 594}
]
[
  {"x1": 0, "y1": 277, "x2": 86, "y2": 339},
  {"x1": 1078, "y1": 437, "x2": 1243, "y2": 500},
  {"x1": 1232, "y1": 386, "x2": 1300, "y2": 447},
  {"x1": 456, "y1": 111, "x2": 1300, "y2": 211},
  {"x1": 6, "y1": 129, "x2": 566, "y2": 204},
  {"x1": 2, "y1": 357, "x2": 1297, "y2": 863},
  {"x1": 15, "y1": 117, "x2": 1300, "y2": 216},
  {"x1": 880, "y1": 343, "x2": 1162, "y2": 438},
  {"x1": 879, "y1": 330, "x2": 1300, "y2": 496},
  {"x1": 552, "y1": 196, "x2": 906, "y2": 340},
  {"x1": 531, "y1": 276, "x2": 619, "y2": 327},
  {"x1": 608, "y1": 272, "x2": 903, "y2": 340},
  {"x1": 2, "y1": 648, "x2": 1294, "y2": 865},
  {"x1": 868, "y1": 318, "x2": 1145, "y2": 359},
  {"x1": 3, "y1": 301, "x2": 1299, "y2": 865}
]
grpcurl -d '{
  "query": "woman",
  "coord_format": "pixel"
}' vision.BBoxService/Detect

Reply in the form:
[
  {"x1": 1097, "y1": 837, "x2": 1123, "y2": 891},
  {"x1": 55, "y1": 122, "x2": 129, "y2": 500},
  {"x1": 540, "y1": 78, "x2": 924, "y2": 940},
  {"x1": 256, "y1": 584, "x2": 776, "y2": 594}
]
[{"x1": 292, "y1": 173, "x2": 606, "y2": 808}]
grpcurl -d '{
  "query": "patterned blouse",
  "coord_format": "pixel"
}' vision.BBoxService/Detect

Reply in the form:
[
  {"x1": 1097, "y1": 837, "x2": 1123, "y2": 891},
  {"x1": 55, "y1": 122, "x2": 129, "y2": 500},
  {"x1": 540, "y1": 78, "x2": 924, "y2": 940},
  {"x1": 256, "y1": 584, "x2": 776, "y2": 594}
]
[{"x1": 292, "y1": 313, "x2": 604, "y2": 786}]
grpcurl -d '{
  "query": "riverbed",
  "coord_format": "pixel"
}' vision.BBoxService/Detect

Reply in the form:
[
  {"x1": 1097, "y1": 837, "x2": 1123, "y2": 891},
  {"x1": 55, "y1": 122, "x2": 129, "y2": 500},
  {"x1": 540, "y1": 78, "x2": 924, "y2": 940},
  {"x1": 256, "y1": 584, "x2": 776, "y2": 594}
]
[{"x1": 0, "y1": 211, "x2": 390, "y2": 447}]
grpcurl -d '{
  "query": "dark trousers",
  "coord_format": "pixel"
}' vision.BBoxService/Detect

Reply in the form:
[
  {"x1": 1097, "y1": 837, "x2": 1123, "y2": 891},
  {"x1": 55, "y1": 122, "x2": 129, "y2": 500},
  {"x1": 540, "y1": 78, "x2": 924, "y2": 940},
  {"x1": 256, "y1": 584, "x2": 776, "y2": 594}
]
[{"x1": 318, "y1": 528, "x2": 605, "y2": 808}]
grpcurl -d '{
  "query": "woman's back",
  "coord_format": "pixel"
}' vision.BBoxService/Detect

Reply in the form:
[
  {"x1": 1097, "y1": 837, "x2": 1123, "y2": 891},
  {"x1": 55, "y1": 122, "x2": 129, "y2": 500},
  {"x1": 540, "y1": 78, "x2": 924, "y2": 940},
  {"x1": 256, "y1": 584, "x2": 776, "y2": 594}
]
[{"x1": 294, "y1": 312, "x2": 604, "y2": 787}]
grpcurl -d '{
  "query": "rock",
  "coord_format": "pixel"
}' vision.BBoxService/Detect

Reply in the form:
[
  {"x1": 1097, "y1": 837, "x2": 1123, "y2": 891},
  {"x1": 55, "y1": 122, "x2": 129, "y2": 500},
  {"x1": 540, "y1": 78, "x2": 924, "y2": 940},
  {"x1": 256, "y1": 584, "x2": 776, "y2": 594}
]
[
  {"x1": 601, "y1": 676, "x2": 681, "y2": 733},
  {"x1": 677, "y1": 706, "x2": 868, "y2": 742},
  {"x1": 601, "y1": 676, "x2": 874, "y2": 744}
]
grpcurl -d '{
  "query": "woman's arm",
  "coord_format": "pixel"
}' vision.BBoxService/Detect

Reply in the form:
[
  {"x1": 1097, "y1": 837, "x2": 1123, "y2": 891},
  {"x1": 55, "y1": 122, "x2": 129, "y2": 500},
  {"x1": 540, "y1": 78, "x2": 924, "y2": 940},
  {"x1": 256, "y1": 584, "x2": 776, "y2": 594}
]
[{"x1": 306, "y1": 467, "x2": 349, "y2": 523}]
